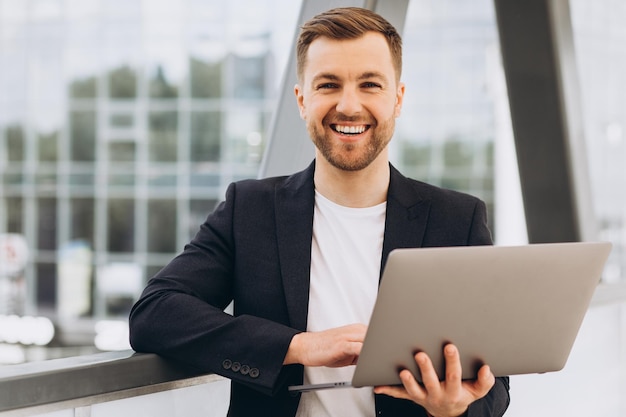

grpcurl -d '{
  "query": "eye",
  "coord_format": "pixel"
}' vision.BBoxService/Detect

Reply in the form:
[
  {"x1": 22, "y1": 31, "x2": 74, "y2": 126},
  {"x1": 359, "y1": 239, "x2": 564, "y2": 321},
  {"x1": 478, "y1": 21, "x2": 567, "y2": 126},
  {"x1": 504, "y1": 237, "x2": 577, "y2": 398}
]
[
  {"x1": 361, "y1": 82, "x2": 382, "y2": 89},
  {"x1": 316, "y1": 83, "x2": 338, "y2": 90}
]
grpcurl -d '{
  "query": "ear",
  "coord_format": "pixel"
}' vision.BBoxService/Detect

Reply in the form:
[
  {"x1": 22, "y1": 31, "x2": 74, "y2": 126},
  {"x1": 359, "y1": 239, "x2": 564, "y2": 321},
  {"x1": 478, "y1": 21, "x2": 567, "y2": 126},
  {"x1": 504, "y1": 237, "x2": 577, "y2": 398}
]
[
  {"x1": 294, "y1": 84, "x2": 306, "y2": 120},
  {"x1": 394, "y1": 82, "x2": 405, "y2": 118}
]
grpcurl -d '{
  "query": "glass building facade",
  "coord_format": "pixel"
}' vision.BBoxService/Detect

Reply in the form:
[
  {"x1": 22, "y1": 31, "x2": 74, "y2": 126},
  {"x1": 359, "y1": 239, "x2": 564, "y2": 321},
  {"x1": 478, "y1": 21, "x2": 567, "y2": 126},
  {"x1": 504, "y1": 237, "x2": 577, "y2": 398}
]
[
  {"x1": 570, "y1": 0, "x2": 626, "y2": 282},
  {"x1": 0, "y1": 0, "x2": 624, "y2": 360},
  {"x1": 0, "y1": 0, "x2": 301, "y2": 321}
]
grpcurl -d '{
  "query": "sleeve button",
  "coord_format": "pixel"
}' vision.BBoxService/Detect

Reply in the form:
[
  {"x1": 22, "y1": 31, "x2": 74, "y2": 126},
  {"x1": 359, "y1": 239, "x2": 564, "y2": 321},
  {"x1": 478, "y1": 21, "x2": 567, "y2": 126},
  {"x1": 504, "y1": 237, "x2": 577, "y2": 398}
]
[
  {"x1": 249, "y1": 368, "x2": 260, "y2": 378},
  {"x1": 240, "y1": 365, "x2": 250, "y2": 375},
  {"x1": 231, "y1": 362, "x2": 241, "y2": 372},
  {"x1": 222, "y1": 359, "x2": 232, "y2": 370}
]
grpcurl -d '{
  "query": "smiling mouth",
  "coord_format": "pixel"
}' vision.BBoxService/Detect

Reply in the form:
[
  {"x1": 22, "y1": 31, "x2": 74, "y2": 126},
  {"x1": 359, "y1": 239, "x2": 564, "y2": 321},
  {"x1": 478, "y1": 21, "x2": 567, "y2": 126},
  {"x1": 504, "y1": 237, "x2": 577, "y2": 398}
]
[{"x1": 331, "y1": 124, "x2": 370, "y2": 135}]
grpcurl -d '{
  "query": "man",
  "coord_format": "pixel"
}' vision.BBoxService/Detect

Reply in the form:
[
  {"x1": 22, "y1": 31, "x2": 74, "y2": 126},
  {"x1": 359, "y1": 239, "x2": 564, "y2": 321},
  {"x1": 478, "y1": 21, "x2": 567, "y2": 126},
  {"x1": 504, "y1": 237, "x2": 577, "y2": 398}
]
[{"x1": 129, "y1": 7, "x2": 510, "y2": 417}]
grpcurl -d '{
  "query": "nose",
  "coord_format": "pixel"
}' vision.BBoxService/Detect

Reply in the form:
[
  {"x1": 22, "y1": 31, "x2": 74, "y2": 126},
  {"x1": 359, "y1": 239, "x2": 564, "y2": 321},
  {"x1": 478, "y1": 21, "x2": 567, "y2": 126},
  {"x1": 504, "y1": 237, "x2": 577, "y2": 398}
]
[{"x1": 335, "y1": 87, "x2": 362, "y2": 115}]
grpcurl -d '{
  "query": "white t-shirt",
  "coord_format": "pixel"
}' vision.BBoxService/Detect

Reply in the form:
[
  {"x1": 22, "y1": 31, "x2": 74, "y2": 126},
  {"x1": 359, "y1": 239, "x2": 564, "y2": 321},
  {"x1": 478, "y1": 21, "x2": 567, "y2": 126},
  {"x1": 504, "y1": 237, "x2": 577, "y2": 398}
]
[{"x1": 295, "y1": 191, "x2": 386, "y2": 417}]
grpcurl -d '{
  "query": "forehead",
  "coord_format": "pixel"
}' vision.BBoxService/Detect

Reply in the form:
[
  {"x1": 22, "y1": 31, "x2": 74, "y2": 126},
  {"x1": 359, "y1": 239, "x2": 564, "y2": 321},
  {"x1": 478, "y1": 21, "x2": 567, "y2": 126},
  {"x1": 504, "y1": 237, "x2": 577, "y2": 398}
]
[{"x1": 303, "y1": 32, "x2": 395, "y2": 81}]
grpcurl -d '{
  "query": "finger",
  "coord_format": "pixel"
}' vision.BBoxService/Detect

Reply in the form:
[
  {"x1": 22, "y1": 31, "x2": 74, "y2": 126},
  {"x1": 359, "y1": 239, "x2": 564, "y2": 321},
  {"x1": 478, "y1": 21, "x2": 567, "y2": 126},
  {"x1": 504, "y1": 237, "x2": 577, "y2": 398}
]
[
  {"x1": 415, "y1": 351, "x2": 441, "y2": 394},
  {"x1": 343, "y1": 323, "x2": 368, "y2": 340},
  {"x1": 373, "y1": 383, "x2": 411, "y2": 401},
  {"x1": 443, "y1": 344, "x2": 463, "y2": 390},
  {"x1": 472, "y1": 365, "x2": 496, "y2": 396}
]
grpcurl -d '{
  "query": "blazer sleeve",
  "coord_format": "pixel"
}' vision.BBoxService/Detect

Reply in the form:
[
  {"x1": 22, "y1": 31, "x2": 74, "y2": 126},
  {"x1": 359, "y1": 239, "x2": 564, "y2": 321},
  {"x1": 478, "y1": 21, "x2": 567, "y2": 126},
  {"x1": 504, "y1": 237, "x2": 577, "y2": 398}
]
[{"x1": 128, "y1": 182, "x2": 300, "y2": 396}]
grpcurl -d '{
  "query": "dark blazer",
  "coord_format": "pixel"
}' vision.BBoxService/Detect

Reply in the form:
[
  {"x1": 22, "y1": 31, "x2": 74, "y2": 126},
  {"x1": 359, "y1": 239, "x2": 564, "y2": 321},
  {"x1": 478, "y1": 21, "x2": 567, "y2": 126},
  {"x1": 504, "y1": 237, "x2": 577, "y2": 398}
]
[{"x1": 129, "y1": 161, "x2": 510, "y2": 417}]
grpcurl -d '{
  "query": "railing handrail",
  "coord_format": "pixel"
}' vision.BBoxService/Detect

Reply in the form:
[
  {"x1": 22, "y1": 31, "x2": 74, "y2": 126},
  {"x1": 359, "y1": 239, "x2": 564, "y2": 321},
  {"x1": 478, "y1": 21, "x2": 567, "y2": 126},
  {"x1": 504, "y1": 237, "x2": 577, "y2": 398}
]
[{"x1": 0, "y1": 350, "x2": 222, "y2": 415}]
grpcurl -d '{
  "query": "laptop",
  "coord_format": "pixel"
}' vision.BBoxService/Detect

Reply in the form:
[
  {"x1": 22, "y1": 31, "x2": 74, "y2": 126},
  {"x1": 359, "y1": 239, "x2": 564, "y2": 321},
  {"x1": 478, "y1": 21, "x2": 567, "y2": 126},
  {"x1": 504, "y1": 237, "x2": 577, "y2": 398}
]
[{"x1": 289, "y1": 241, "x2": 612, "y2": 393}]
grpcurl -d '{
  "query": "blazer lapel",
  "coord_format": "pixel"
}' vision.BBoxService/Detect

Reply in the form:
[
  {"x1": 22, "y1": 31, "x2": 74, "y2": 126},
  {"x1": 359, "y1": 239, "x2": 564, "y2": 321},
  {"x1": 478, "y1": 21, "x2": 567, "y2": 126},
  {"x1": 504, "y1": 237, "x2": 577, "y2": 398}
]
[
  {"x1": 274, "y1": 162, "x2": 316, "y2": 331},
  {"x1": 381, "y1": 165, "x2": 432, "y2": 276},
  {"x1": 274, "y1": 162, "x2": 431, "y2": 327}
]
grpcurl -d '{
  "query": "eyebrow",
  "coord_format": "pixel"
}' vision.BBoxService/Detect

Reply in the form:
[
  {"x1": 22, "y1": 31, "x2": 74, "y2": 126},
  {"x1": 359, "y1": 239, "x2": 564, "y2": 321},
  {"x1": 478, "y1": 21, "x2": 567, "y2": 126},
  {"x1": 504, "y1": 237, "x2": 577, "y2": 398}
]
[{"x1": 310, "y1": 71, "x2": 389, "y2": 86}]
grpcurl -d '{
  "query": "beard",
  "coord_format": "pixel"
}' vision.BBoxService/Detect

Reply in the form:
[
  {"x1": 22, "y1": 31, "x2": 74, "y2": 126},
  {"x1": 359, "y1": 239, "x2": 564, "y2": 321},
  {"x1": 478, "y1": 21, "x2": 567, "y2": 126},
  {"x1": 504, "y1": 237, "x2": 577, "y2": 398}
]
[{"x1": 307, "y1": 113, "x2": 396, "y2": 172}]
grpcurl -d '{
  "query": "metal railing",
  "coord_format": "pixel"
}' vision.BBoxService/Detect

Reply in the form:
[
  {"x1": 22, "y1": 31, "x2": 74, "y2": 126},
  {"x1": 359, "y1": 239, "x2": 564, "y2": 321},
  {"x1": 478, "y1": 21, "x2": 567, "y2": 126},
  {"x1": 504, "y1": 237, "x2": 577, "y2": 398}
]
[{"x1": 0, "y1": 350, "x2": 225, "y2": 417}]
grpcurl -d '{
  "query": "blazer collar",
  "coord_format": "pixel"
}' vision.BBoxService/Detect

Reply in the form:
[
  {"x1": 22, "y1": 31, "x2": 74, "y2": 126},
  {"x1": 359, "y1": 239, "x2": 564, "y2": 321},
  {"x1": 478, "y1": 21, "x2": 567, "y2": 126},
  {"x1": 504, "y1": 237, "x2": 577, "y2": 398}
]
[
  {"x1": 275, "y1": 161, "x2": 316, "y2": 331},
  {"x1": 274, "y1": 161, "x2": 432, "y2": 329},
  {"x1": 382, "y1": 165, "x2": 431, "y2": 271}
]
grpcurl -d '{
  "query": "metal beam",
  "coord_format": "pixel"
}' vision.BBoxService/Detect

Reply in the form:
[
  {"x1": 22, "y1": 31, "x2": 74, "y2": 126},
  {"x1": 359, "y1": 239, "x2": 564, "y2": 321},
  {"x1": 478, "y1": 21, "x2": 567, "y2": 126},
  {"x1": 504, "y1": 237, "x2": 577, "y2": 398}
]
[
  {"x1": 494, "y1": 0, "x2": 597, "y2": 242},
  {"x1": 259, "y1": 0, "x2": 410, "y2": 178}
]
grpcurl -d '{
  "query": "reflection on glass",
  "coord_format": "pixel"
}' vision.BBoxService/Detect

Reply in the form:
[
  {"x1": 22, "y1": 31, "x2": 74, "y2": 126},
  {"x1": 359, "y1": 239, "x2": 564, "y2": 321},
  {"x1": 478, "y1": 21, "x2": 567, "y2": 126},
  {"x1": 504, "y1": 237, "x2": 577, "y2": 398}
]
[
  {"x1": 190, "y1": 57, "x2": 222, "y2": 98},
  {"x1": 443, "y1": 140, "x2": 473, "y2": 169},
  {"x1": 108, "y1": 65, "x2": 137, "y2": 99},
  {"x1": 6, "y1": 197, "x2": 23, "y2": 234},
  {"x1": 108, "y1": 173, "x2": 135, "y2": 187},
  {"x1": 107, "y1": 199, "x2": 134, "y2": 253},
  {"x1": 147, "y1": 199, "x2": 177, "y2": 253},
  {"x1": 36, "y1": 171, "x2": 57, "y2": 187},
  {"x1": 190, "y1": 111, "x2": 221, "y2": 162},
  {"x1": 71, "y1": 198, "x2": 95, "y2": 245},
  {"x1": 69, "y1": 75, "x2": 97, "y2": 99},
  {"x1": 570, "y1": 0, "x2": 626, "y2": 282},
  {"x1": 224, "y1": 109, "x2": 266, "y2": 163},
  {"x1": 69, "y1": 173, "x2": 95, "y2": 186},
  {"x1": 70, "y1": 111, "x2": 96, "y2": 161},
  {"x1": 6, "y1": 125, "x2": 25, "y2": 161},
  {"x1": 36, "y1": 263, "x2": 56, "y2": 310},
  {"x1": 110, "y1": 114, "x2": 133, "y2": 127},
  {"x1": 190, "y1": 172, "x2": 220, "y2": 188},
  {"x1": 38, "y1": 131, "x2": 58, "y2": 162},
  {"x1": 37, "y1": 198, "x2": 57, "y2": 251},
  {"x1": 4, "y1": 172, "x2": 25, "y2": 186},
  {"x1": 0, "y1": 0, "x2": 302, "y2": 329},
  {"x1": 149, "y1": 111, "x2": 178, "y2": 162},
  {"x1": 149, "y1": 66, "x2": 179, "y2": 99},
  {"x1": 109, "y1": 142, "x2": 136, "y2": 162},
  {"x1": 147, "y1": 171, "x2": 177, "y2": 187},
  {"x1": 233, "y1": 55, "x2": 266, "y2": 99}
]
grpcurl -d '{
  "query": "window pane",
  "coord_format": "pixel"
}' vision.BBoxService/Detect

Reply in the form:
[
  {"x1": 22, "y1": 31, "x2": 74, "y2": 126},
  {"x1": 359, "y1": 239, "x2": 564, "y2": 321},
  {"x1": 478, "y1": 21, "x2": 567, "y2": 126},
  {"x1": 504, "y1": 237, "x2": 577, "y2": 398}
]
[
  {"x1": 233, "y1": 55, "x2": 266, "y2": 99},
  {"x1": 149, "y1": 111, "x2": 178, "y2": 162},
  {"x1": 107, "y1": 199, "x2": 134, "y2": 252},
  {"x1": 109, "y1": 142, "x2": 136, "y2": 162},
  {"x1": 149, "y1": 65, "x2": 179, "y2": 98},
  {"x1": 110, "y1": 113, "x2": 133, "y2": 127},
  {"x1": 71, "y1": 198, "x2": 95, "y2": 245},
  {"x1": 108, "y1": 65, "x2": 137, "y2": 99},
  {"x1": 147, "y1": 199, "x2": 177, "y2": 253},
  {"x1": 190, "y1": 111, "x2": 221, "y2": 162},
  {"x1": 38, "y1": 131, "x2": 58, "y2": 162},
  {"x1": 38, "y1": 198, "x2": 57, "y2": 251},
  {"x1": 36, "y1": 262, "x2": 57, "y2": 310},
  {"x1": 571, "y1": 0, "x2": 626, "y2": 282},
  {"x1": 190, "y1": 57, "x2": 222, "y2": 98},
  {"x1": 5, "y1": 124, "x2": 25, "y2": 161},
  {"x1": 6, "y1": 197, "x2": 23, "y2": 234},
  {"x1": 70, "y1": 111, "x2": 96, "y2": 161},
  {"x1": 69, "y1": 75, "x2": 97, "y2": 99}
]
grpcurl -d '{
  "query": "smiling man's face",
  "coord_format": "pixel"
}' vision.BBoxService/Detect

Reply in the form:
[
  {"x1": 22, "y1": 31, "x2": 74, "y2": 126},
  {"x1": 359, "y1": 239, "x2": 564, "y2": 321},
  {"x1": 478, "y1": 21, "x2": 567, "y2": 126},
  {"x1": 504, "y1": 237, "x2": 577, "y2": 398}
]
[{"x1": 295, "y1": 31, "x2": 405, "y2": 172}]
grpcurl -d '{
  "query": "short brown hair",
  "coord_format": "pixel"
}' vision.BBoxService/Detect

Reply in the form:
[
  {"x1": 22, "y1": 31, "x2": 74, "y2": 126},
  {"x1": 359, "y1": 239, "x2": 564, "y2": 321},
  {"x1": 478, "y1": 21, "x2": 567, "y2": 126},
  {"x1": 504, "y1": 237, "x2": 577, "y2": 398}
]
[{"x1": 296, "y1": 7, "x2": 403, "y2": 82}]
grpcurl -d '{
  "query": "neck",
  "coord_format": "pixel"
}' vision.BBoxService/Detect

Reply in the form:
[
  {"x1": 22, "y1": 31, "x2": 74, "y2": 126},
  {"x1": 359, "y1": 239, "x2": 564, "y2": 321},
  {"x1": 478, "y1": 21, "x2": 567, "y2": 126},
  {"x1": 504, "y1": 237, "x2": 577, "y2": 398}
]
[{"x1": 314, "y1": 154, "x2": 390, "y2": 208}]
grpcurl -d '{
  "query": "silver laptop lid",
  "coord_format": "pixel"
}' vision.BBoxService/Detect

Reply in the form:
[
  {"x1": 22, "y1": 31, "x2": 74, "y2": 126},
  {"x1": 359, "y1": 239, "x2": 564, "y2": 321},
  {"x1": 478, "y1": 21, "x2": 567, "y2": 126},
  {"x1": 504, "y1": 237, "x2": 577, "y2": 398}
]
[{"x1": 352, "y1": 241, "x2": 612, "y2": 387}]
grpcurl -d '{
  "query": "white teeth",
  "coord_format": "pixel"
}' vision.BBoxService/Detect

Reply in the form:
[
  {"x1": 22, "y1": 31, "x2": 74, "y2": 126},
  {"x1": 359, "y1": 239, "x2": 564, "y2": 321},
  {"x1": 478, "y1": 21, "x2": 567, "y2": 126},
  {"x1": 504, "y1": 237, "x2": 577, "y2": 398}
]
[{"x1": 335, "y1": 125, "x2": 366, "y2": 134}]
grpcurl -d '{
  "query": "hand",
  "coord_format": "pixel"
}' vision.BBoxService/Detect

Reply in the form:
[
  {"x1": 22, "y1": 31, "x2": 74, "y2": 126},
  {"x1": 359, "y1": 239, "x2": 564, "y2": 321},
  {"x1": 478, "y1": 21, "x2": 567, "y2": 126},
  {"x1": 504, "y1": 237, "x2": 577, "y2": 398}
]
[
  {"x1": 373, "y1": 344, "x2": 495, "y2": 417},
  {"x1": 283, "y1": 323, "x2": 367, "y2": 367}
]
